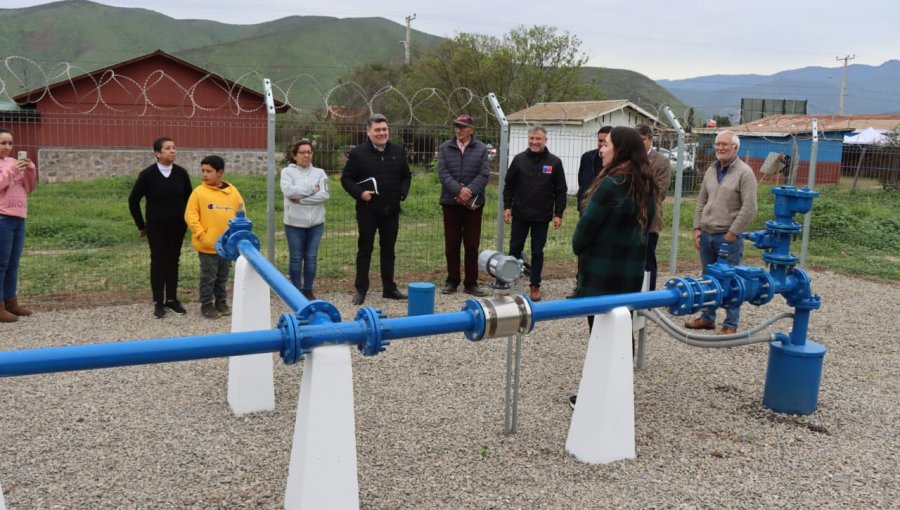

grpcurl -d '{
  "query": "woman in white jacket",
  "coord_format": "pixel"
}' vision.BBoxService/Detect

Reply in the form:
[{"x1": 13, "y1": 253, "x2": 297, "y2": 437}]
[{"x1": 281, "y1": 139, "x2": 330, "y2": 299}]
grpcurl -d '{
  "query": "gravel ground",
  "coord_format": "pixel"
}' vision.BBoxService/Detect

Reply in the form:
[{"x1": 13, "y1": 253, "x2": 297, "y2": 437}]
[{"x1": 1, "y1": 270, "x2": 898, "y2": 509}]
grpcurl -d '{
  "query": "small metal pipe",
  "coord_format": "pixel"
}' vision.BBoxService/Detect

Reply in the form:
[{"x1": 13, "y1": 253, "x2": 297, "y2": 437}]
[{"x1": 641, "y1": 309, "x2": 780, "y2": 348}]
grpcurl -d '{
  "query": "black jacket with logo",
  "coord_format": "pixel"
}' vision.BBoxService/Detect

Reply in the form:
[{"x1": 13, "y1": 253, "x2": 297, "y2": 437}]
[{"x1": 503, "y1": 147, "x2": 567, "y2": 222}]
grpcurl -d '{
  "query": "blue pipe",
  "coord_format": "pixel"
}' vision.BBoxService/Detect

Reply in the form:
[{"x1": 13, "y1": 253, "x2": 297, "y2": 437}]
[
  {"x1": 0, "y1": 329, "x2": 285, "y2": 377},
  {"x1": 381, "y1": 311, "x2": 478, "y2": 340},
  {"x1": 531, "y1": 288, "x2": 681, "y2": 322},
  {"x1": 236, "y1": 238, "x2": 309, "y2": 312}
]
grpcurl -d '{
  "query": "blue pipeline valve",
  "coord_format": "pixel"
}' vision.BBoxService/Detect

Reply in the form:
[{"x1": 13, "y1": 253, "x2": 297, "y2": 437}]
[{"x1": 217, "y1": 209, "x2": 260, "y2": 261}]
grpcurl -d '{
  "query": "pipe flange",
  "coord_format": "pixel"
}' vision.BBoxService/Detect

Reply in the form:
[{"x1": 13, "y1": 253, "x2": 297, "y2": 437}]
[
  {"x1": 356, "y1": 307, "x2": 389, "y2": 356},
  {"x1": 296, "y1": 300, "x2": 342, "y2": 325},
  {"x1": 277, "y1": 312, "x2": 307, "y2": 364},
  {"x1": 462, "y1": 299, "x2": 487, "y2": 341},
  {"x1": 216, "y1": 230, "x2": 260, "y2": 261},
  {"x1": 783, "y1": 269, "x2": 820, "y2": 310}
]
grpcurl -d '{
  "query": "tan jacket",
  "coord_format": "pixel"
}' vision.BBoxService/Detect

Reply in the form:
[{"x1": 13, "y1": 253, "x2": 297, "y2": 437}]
[
  {"x1": 647, "y1": 149, "x2": 671, "y2": 234},
  {"x1": 693, "y1": 157, "x2": 758, "y2": 236}
]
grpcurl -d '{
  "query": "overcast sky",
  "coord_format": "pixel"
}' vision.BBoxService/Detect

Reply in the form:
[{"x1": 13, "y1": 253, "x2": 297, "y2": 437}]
[{"x1": 6, "y1": 0, "x2": 898, "y2": 80}]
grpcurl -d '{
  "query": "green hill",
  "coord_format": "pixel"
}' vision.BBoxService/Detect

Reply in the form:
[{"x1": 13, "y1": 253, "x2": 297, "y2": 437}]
[
  {"x1": 1, "y1": 0, "x2": 683, "y2": 118},
  {"x1": 584, "y1": 67, "x2": 690, "y2": 124}
]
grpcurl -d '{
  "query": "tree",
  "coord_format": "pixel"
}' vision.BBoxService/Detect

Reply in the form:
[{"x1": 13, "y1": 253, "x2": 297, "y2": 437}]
[
  {"x1": 712, "y1": 115, "x2": 732, "y2": 127},
  {"x1": 333, "y1": 25, "x2": 601, "y2": 124}
]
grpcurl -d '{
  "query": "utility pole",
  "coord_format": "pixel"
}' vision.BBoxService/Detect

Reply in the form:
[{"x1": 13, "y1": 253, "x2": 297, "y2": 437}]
[
  {"x1": 402, "y1": 13, "x2": 416, "y2": 64},
  {"x1": 836, "y1": 54, "x2": 855, "y2": 115}
]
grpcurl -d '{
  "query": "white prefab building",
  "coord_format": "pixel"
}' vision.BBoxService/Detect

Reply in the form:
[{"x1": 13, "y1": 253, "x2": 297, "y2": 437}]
[{"x1": 506, "y1": 100, "x2": 662, "y2": 194}]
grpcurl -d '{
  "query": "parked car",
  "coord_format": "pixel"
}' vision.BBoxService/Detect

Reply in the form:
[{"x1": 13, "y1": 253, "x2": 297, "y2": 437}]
[{"x1": 657, "y1": 147, "x2": 694, "y2": 173}]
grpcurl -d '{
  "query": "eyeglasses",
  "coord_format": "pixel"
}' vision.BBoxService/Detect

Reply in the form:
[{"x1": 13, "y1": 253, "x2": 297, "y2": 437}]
[
  {"x1": 297, "y1": 150, "x2": 313, "y2": 154},
  {"x1": 714, "y1": 142, "x2": 735, "y2": 147}
]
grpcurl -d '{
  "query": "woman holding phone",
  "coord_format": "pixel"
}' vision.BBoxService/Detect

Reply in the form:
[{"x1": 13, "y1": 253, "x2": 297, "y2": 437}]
[{"x1": 0, "y1": 128, "x2": 38, "y2": 322}]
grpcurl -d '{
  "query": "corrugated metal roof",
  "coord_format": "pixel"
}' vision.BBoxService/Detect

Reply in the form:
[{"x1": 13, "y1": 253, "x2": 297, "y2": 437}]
[
  {"x1": 506, "y1": 100, "x2": 658, "y2": 125},
  {"x1": 696, "y1": 114, "x2": 900, "y2": 136}
]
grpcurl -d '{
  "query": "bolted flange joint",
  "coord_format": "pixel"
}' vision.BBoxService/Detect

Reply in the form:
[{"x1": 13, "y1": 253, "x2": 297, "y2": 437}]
[
  {"x1": 664, "y1": 276, "x2": 722, "y2": 316},
  {"x1": 277, "y1": 312, "x2": 307, "y2": 364},
  {"x1": 356, "y1": 307, "x2": 389, "y2": 356}
]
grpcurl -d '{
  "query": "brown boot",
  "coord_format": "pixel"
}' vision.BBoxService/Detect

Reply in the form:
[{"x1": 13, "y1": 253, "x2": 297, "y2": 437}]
[
  {"x1": 5, "y1": 297, "x2": 32, "y2": 316},
  {"x1": 0, "y1": 301, "x2": 19, "y2": 323}
]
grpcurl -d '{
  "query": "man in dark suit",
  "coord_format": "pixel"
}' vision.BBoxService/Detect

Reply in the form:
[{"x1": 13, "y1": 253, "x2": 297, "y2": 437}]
[
  {"x1": 341, "y1": 114, "x2": 412, "y2": 305},
  {"x1": 636, "y1": 124, "x2": 672, "y2": 291},
  {"x1": 576, "y1": 126, "x2": 612, "y2": 213}
]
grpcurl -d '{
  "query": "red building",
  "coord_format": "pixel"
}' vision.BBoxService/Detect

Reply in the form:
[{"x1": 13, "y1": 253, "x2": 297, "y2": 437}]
[{"x1": 2, "y1": 50, "x2": 287, "y2": 181}]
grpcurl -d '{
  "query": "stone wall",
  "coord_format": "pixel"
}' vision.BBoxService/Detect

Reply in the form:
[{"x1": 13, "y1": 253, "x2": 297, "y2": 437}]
[{"x1": 37, "y1": 148, "x2": 271, "y2": 183}]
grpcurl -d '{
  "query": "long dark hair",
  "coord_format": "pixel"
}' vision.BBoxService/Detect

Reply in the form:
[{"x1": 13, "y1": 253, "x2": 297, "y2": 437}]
[{"x1": 581, "y1": 126, "x2": 657, "y2": 231}]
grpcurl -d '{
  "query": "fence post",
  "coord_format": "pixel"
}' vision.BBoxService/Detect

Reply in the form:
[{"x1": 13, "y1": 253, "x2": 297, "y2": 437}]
[
  {"x1": 662, "y1": 107, "x2": 685, "y2": 276},
  {"x1": 263, "y1": 78, "x2": 277, "y2": 262},
  {"x1": 800, "y1": 118, "x2": 818, "y2": 266},
  {"x1": 487, "y1": 93, "x2": 509, "y2": 253}
]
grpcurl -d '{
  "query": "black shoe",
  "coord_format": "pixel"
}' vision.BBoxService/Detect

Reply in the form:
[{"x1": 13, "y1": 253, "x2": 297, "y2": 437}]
[
  {"x1": 522, "y1": 261, "x2": 532, "y2": 277},
  {"x1": 215, "y1": 300, "x2": 231, "y2": 316},
  {"x1": 301, "y1": 289, "x2": 316, "y2": 300},
  {"x1": 201, "y1": 302, "x2": 221, "y2": 319},
  {"x1": 351, "y1": 292, "x2": 366, "y2": 305},
  {"x1": 464, "y1": 285, "x2": 488, "y2": 297},
  {"x1": 569, "y1": 395, "x2": 577, "y2": 409},
  {"x1": 154, "y1": 302, "x2": 166, "y2": 319},
  {"x1": 165, "y1": 299, "x2": 187, "y2": 314},
  {"x1": 441, "y1": 282, "x2": 458, "y2": 294},
  {"x1": 382, "y1": 288, "x2": 407, "y2": 300}
]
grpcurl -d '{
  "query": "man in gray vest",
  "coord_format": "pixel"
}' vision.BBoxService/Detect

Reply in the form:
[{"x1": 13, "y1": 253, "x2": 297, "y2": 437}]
[{"x1": 437, "y1": 114, "x2": 490, "y2": 297}]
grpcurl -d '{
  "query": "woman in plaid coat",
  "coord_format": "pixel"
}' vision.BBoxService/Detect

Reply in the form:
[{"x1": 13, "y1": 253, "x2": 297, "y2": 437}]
[{"x1": 573, "y1": 126, "x2": 657, "y2": 307}]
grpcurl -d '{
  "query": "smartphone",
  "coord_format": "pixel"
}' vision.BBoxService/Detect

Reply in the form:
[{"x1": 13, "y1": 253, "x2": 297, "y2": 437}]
[{"x1": 17, "y1": 151, "x2": 27, "y2": 162}]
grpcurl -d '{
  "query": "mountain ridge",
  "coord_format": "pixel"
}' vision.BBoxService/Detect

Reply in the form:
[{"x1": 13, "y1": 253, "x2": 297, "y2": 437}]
[
  {"x1": 1, "y1": 0, "x2": 686, "y2": 117},
  {"x1": 657, "y1": 60, "x2": 900, "y2": 118}
]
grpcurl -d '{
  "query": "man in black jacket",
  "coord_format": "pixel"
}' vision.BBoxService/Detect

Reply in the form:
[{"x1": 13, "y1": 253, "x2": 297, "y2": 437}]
[
  {"x1": 576, "y1": 126, "x2": 611, "y2": 213},
  {"x1": 341, "y1": 114, "x2": 412, "y2": 305},
  {"x1": 437, "y1": 114, "x2": 490, "y2": 297},
  {"x1": 503, "y1": 125, "x2": 567, "y2": 302}
]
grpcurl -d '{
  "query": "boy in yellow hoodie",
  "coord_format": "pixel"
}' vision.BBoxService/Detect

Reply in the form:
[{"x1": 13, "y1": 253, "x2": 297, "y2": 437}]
[{"x1": 185, "y1": 155, "x2": 245, "y2": 319}]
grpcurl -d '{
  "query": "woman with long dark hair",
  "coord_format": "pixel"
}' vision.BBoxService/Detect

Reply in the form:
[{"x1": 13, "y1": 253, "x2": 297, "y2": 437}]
[
  {"x1": 569, "y1": 125, "x2": 658, "y2": 408},
  {"x1": 573, "y1": 125, "x2": 657, "y2": 301}
]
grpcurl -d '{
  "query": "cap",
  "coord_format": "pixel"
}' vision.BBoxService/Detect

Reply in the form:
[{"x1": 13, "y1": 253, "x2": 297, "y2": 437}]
[{"x1": 453, "y1": 115, "x2": 474, "y2": 127}]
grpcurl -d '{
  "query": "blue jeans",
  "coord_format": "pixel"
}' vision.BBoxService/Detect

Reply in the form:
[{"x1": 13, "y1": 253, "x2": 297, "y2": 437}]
[
  {"x1": 0, "y1": 215, "x2": 26, "y2": 301},
  {"x1": 699, "y1": 231, "x2": 744, "y2": 328},
  {"x1": 285, "y1": 223, "x2": 324, "y2": 292}
]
